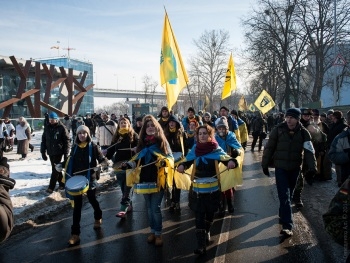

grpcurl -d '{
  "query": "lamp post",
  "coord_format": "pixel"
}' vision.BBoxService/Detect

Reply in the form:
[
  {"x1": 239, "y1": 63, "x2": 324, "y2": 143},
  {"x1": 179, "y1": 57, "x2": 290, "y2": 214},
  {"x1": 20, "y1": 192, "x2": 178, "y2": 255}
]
[{"x1": 133, "y1": 76, "x2": 136, "y2": 91}]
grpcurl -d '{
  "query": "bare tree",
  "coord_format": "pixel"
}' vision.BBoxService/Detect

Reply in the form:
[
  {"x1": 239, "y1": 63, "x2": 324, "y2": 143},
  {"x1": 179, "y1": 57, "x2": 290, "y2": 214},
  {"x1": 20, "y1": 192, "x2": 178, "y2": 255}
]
[
  {"x1": 243, "y1": 0, "x2": 310, "y2": 109},
  {"x1": 188, "y1": 30, "x2": 231, "y2": 112},
  {"x1": 297, "y1": 0, "x2": 350, "y2": 103},
  {"x1": 142, "y1": 75, "x2": 158, "y2": 105}
]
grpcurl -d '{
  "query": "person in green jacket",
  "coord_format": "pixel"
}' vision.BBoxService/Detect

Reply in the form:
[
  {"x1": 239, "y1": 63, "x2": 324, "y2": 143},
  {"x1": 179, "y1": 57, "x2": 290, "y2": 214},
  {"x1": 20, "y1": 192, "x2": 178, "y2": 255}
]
[{"x1": 261, "y1": 108, "x2": 317, "y2": 237}]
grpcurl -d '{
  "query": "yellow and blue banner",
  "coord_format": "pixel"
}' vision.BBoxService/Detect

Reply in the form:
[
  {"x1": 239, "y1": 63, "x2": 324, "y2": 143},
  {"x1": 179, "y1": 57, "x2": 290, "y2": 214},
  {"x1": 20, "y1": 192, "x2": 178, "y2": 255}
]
[{"x1": 160, "y1": 12, "x2": 189, "y2": 110}]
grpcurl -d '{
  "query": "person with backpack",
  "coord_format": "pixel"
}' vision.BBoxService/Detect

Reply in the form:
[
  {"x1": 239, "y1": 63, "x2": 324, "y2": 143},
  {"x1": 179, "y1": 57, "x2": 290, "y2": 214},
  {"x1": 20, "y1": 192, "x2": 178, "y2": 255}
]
[{"x1": 261, "y1": 108, "x2": 317, "y2": 237}]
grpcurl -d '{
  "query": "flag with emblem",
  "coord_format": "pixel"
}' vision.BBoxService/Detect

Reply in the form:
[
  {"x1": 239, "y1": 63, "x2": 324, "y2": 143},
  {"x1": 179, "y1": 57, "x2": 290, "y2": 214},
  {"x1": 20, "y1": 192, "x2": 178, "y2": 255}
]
[
  {"x1": 160, "y1": 12, "x2": 189, "y2": 110},
  {"x1": 254, "y1": 90, "x2": 275, "y2": 114},
  {"x1": 221, "y1": 53, "x2": 237, "y2": 100}
]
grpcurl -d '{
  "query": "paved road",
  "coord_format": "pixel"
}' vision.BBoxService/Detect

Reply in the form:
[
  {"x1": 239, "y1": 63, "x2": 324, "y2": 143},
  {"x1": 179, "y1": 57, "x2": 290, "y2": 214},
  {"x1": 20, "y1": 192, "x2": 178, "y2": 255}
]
[{"x1": 0, "y1": 147, "x2": 345, "y2": 262}]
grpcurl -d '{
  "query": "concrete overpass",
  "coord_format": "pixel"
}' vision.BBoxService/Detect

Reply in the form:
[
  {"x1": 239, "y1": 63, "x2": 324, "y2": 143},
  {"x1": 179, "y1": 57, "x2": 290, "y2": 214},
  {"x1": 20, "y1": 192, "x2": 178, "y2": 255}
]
[{"x1": 93, "y1": 88, "x2": 187, "y2": 100}]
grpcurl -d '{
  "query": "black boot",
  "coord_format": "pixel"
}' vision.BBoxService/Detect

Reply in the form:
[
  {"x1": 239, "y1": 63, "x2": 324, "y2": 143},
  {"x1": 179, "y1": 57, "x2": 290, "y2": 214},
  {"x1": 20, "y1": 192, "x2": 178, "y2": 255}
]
[
  {"x1": 227, "y1": 197, "x2": 235, "y2": 214},
  {"x1": 29, "y1": 144, "x2": 34, "y2": 152},
  {"x1": 194, "y1": 229, "x2": 206, "y2": 255},
  {"x1": 205, "y1": 221, "x2": 213, "y2": 245},
  {"x1": 218, "y1": 198, "x2": 226, "y2": 217}
]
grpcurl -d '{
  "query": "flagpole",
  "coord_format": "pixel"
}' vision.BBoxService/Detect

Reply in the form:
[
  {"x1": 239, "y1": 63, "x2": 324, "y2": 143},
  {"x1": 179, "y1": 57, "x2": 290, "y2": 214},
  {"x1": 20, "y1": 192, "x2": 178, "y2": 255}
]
[{"x1": 186, "y1": 83, "x2": 194, "y2": 108}]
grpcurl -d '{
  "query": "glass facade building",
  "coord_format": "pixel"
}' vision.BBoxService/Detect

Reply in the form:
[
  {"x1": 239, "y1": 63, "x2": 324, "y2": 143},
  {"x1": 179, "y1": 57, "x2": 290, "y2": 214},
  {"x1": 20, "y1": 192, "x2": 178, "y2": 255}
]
[{"x1": 37, "y1": 57, "x2": 94, "y2": 116}]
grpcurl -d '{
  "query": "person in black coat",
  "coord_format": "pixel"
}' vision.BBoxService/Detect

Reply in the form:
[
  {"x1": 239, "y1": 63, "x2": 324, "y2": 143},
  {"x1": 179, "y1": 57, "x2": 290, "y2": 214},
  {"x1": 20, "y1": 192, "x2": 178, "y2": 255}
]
[
  {"x1": 40, "y1": 112, "x2": 71, "y2": 193},
  {"x1": 64, "y1": 125, "x2": 108, "y2": 245},
  {"x1": 105, "y1": 117, "x2": 139, "y2": 218}
]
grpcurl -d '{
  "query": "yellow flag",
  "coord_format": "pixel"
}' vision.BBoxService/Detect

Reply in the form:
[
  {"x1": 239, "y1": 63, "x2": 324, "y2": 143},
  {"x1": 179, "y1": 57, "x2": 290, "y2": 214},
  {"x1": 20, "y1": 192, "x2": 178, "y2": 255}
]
[
  {"x1": 238, "y1": 95, "x2": 248, "y2": 111},
  {"x1": 254, "y1": 90, "x2": 275, "y2": 114},
  {"x1": 203, "y1": 94, "x2": 210, "y2": 110},
  {"x1": 221, "y1": 53, "x2": 237, "y2": 100},
  {"x1": 160, "y1": 12, "x2": 189, "y2": 110}
]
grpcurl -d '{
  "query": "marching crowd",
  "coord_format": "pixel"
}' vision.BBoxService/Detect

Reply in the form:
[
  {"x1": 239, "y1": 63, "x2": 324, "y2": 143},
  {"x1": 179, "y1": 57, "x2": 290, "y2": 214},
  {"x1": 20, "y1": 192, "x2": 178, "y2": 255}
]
[{"x1": 0, "y1": 106, "x2": 349, "y2": 259}]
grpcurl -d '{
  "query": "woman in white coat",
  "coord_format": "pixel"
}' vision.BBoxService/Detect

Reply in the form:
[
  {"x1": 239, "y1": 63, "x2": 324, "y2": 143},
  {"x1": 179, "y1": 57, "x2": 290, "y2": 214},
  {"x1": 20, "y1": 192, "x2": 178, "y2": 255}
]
[{"x1": 16, "y1": 117, "x2": 31, "y2": 160}]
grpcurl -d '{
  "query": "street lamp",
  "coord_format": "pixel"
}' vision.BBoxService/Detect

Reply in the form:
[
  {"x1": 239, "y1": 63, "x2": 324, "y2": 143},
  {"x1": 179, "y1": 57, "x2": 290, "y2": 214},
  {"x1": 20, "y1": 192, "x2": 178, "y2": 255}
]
[{"x1": 133, "y1": 76, "x2": 136, "y2": 91}]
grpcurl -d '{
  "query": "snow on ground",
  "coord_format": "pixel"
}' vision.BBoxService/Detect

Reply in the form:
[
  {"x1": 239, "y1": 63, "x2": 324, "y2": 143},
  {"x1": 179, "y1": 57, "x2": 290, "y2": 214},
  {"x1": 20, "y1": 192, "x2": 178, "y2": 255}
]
[{"x1": 5, "y1": 130, "x2": 114, "y2": 226}]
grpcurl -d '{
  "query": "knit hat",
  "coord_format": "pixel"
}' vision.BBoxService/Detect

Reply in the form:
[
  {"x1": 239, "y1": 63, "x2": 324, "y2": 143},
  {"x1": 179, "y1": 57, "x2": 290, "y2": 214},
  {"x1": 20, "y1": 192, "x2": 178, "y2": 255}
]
[
  {"x1": 136, "y1": 116, "x2": 143, "y2": 122},
  {"x1": 187, "y1": 107, "x2": 195, "y2": 113},
  {"x1": 327, "y1": 109, "x2": 334, "y2": 115},
  {"x1": 301, "y1": 108, "x2": 312, "y2": 115},
  {"x1": 320, "y1": 112, "x2": 327, "y2": 118},
  {"x1": 49, "y1": 112, "x2": 59, "y2": 119},
  {"x1": 231, "y1": 109, "x2": 238, "y2": 116},
  {"x1": 203, "y1": 112, "x2": 211, "y2": 118},
  {"x1": 332, "y1": 110, "x2": 343, "y2": 120},
  {"x1": 216, "y1": 116, "x2": 229, "y2": 130},
  {"x1": 167, "y1": 115, "x2": 181, "y2": 128},
  {"x1": 285, "y1": 108, "x2": 301, "y2": 119},
  {"x1": 312, "y1": 109, "x2": 320, "y2": 116},
  {"x1": 76, "y1": 125, "x2": 90, "y2": 135}
]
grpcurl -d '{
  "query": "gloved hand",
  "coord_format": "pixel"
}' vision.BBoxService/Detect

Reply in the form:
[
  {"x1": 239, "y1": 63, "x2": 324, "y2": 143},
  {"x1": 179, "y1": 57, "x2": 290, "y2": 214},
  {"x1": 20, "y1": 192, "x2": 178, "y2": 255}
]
[
  {"x1": 262, "y1": 167, "x2": 270, "y2": 177},
  {"x1": 231, "y1": 149, "x2": 241, "y2": 158},
  {"x1": 42, "y1": 153, "x2": 48, "y2": 161},
  {"x1": 121, "y1": 162, "x2": 132, "y2": 170},
  {"x1": 159, "y1": 159, "x2": 167, "y2": 167},
  {"x1": 305, "y1": 170, "x2": 316, "y2": 186}
]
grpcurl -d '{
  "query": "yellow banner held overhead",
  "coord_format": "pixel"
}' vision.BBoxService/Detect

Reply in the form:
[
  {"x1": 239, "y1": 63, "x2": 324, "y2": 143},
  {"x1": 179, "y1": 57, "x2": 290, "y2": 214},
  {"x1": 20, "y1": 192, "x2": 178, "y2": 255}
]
[
  {"x1": 203, "y1": 94, "x2": 210, "y2": 111},
  {"x1": 238, "y1": 95, "x2": 248, "y2": 111},
  {"x1": 221, "y1": 53, "x2": 237, "y2": 100},
  {"x1": 160, "y1": 12, "x2": 189, "y2": 110},
  {"x1": 254, "y1": 90, "x2": 275, "y2": 114}
]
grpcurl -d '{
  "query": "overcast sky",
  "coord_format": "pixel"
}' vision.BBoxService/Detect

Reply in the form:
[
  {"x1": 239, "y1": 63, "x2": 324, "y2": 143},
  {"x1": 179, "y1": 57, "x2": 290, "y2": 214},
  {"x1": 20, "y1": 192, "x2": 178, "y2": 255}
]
[{"x1": 1, "y1": 0, "x2": 256, "y2": 105}]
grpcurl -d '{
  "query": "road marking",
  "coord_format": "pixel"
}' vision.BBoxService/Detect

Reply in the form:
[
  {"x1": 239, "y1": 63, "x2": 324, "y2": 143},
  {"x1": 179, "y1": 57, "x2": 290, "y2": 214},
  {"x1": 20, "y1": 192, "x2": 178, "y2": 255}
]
[{"x1": 214, "y1": 215, "x2": 232, "y2": 263}]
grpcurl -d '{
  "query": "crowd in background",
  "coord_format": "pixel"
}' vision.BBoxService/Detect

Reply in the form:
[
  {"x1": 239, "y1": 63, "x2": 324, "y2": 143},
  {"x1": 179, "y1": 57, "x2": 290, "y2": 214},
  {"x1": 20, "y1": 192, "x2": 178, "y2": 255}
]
[{"x1": 0, "y1": 106, "x2": 348, "y2": 256}]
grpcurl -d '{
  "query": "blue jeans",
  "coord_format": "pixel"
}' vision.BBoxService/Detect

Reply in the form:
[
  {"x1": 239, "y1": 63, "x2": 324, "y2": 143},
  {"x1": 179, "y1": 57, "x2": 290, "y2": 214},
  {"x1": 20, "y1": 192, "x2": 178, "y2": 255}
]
[
  {"x1": 143, "y1": 189, "x2": 164, "y2": 236},
  {"x1": 275, "y1": 168, "x2": 300, "y2": 230}
]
